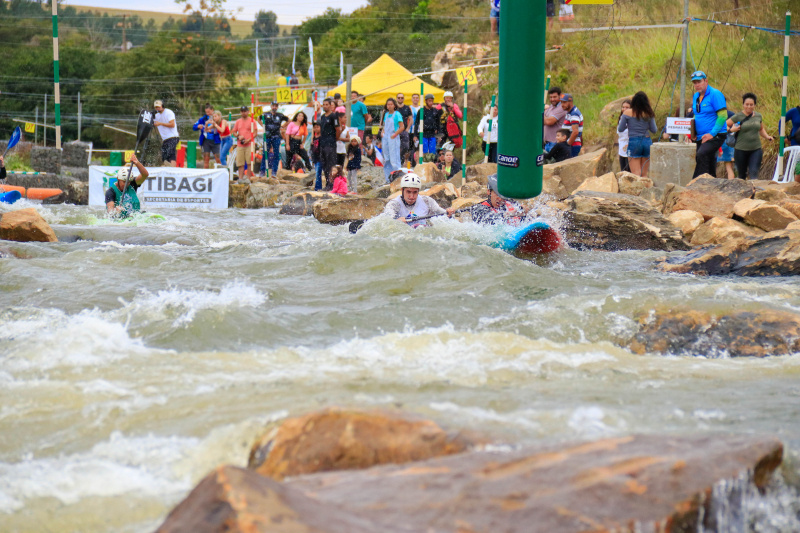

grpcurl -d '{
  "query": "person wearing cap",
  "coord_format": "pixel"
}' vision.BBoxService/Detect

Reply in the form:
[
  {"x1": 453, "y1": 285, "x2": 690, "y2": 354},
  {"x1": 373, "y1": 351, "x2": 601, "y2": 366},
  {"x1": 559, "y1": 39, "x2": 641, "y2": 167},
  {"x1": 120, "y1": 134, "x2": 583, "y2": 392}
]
[
  {"x1": 262, "y1": 101, "x2": 289, "y2": 178},
  {"x1": 153, "y1": 100, "x2": 179, "y2": 167},
  {"x1": 470, "y1": 174, "x2": 527, "y2": 226},
  {"x1": 383, "y1": 172, "x2": 455, "y2": 227},
  {"x1": 414, "y1": 94, "x2": 442, "y2": 159},
  {"x1": 437, "y1": 90, "x2": 463, "y2": 148},
  {"x1": 231, "y1": 106, "x2": 256, "y2": 180},
  {"x1": 105, "y1": 154, "x2": 149, "y2": 217},
  {"x1": 690, "y1": 71, "x2": 728, "y2": 178},
  {"x1": 560, "y1": 94, "x2": 584, "y2": 158},
  {"x1": 316, "y1": 98, "x2": 343, "y2": 188}
]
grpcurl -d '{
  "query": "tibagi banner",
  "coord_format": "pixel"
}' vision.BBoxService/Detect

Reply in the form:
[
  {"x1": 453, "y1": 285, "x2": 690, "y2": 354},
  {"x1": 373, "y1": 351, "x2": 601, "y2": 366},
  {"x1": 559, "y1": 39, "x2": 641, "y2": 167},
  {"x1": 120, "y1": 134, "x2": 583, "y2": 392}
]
[{"x1": 89, "y1": 166, "x2": 229, "y2": 209}]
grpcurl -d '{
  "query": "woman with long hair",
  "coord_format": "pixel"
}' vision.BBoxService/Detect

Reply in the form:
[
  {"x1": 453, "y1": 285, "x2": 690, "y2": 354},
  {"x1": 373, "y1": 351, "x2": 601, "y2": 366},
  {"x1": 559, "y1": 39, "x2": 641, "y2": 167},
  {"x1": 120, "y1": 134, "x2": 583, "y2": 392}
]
[
  {"x1": 382, "y1": 98, "x2": 405, "y2": 181},
  {"x1": 618, "y1": 91, "x2": 657, "y2": 177},
  {"x1": 284, "y1": 111, "x2": 311, "y2": 171},
  {"x1": 726, "y1": 93, "x2": 774, "y2": 180},
  {"x1": 213, "y1": 111, "x2": 232, "y2": 166},
  {"x1": 616, "y1": 99, "x2": 631, "y2": 173}
]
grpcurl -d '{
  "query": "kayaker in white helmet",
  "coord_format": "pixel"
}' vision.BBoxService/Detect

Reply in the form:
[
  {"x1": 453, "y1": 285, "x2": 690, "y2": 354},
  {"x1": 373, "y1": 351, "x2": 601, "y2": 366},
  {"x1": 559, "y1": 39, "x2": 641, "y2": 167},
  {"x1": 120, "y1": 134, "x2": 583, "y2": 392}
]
[
  {"x1": 470, "y1": 174, "x2": 528, "y2": 226},
  {"x1": 383, "y1": 172, "x2": 455, "y2": 227},
  {"x1": 105, "y1": 154, "x2": 149, "y2": 217}
]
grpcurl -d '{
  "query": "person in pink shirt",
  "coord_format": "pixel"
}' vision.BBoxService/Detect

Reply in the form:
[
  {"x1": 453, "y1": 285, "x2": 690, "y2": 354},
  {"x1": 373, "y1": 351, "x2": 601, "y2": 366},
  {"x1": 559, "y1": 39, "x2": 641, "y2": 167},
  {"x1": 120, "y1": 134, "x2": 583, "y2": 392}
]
[
  {"x1": 329, "y1": 165, "x2": 350, "y2": 195},
  {"x1": 284, "y1": 111, "x2": 311, "y2": 170},
  {"x1": 231, "y1": 106, "x2": 255, "y2": 180}
]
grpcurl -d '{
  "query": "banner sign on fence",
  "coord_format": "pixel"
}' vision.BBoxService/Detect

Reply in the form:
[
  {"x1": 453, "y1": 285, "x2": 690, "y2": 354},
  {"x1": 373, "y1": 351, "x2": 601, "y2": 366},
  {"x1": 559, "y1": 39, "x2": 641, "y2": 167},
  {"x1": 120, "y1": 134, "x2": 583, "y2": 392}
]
[
  {"x1": 666, "y1": 117, "x2": 693, "y2": 135},
  {"x1": 89, "y1": 166, "x2": 230, "y2": 209},
  {"x1": 24, "y1": 122, "x2": 36, "y2": 133}
]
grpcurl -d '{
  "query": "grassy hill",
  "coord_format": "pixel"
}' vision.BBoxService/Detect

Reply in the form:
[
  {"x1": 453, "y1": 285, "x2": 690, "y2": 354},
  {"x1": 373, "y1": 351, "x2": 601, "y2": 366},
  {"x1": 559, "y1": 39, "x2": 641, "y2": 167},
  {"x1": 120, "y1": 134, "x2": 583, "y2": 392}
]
[{"x1": 69, "y1": 5, "x2": 294, "y2": 37}]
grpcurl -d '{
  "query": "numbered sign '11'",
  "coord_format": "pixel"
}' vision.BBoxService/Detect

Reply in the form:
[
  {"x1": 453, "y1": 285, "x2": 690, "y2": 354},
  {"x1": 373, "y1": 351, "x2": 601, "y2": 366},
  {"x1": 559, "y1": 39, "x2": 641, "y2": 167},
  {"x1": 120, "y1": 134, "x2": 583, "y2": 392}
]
[{"x1": 291, "y1": 89, "x2": 308, "y2": 104}]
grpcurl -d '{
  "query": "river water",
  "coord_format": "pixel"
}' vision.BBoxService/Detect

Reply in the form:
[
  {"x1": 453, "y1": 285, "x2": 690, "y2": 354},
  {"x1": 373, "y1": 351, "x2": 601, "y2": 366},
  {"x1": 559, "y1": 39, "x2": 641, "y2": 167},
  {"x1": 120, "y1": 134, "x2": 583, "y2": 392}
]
[{"x1": 1, "y1": 201, "x2": 800, "y2": 532}]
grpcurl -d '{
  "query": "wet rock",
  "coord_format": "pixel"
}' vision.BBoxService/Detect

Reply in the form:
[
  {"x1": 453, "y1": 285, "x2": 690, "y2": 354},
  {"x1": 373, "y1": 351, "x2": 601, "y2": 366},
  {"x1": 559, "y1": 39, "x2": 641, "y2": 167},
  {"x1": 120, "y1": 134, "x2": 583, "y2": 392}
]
[
  {"x1": 248, "y1": 409, "x2": 474, "y2": 481},
  {"x1": 154, "y1": 465, "x2": 385, "y2": 533},
  {"x1": 617, "y1": 172, "x2": 653, "y2": 196},
  {"x1": 278, "y1": 171, "x2": 314, "y2": 188},
  {"x1": 245, "y1": 183, "x2": 280, "y2": 208},
  {"x1": 640, "y1": 185, "x2": 664, "y2": 206},
  {"x1": 41, "y1": 190, "x2": 68, "y2": 204},
  {"x1": 563, "y1": 191, "x2": 690, "y2": 251},
  {"x1": 661, "y1": 183, "x2": 685, "y2": 214},
  {"x1": 285, "y1": 434, "x2": 783, "y2": 533},
  {"x1": 461, "y1": 181, "x2": 487, "y2": 199},
  {"x1": 313, "y1": 197, "x2": 387, "y2": 225},
  {"x1": 690, "y1": 216, "x2": 763, "y2": 246},
  {"x1": 412, "y1": 162, "x2": 445, "y2": 183},
  {"x1": 465, "y1": 163, "x2": 497, "y2": 186},
  {"x1": 658, "y1": 229, "x2": 800, "y2": 275},
  {"x1": 629, "y1": 309, "x2": 800, "y2": 357},
  {"x1": 575, "y1": 172, "x2": 619, "y2": 194},
  {"x1": 735, "y1": 199, "x2": 799, "y2": 232},
  {"x1": 751, "y1": 179, "x2": 800, "y2": 196},
  {"x1": 65, "y1": 180, "x2": 88, "y2": 205},
  {"x1": 228, "y1": 182, "x2": 248, "y2": 208},
  {"x1": 668, "y1": 210, "x2": 704, "y2": 237},
  {"x1": 421, "y1": 182, "x2": 459, "y2": 208},
  {"x1": 544, "y1": 148, "x2": 606, "y2": 194},
  {"x1": 365, "y1": 184, "x2": 392, "y2": 199},
  {"x1": 357, "y1": 165, "x2": 385, "y2": 188},
  {"x1": 670, "y1": 176, "x2": 755, "y2": 220},
  {"x1": 754, "y1": 188, "x2": 787, "y2": 202},
  {"x1": 451, "y1": 197, "x2": 482, "y2": 212},
  {"x1": 279, "y1": 191, "x2": 337, "y2": 216},
  {"x1": 542, "y1": 173, "x2": 569, "y2": 200},
  {"x1": 0, "y1": 208, "x2": 58, "y2": 242}
]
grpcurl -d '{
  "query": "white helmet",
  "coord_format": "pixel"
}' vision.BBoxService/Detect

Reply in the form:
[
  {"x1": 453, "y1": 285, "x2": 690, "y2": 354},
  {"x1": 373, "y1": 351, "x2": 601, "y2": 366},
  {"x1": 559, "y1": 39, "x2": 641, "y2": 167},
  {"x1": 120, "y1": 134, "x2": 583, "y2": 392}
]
[
  {"x1": 115, "y1": 168, "x2": 136, "y2": 181},
  {"x1": 400, "y1": 173, "x2": 422, "y2": 189},
  {"x1": 443, "y1": 91, "x2": 454, "y2": 98}
]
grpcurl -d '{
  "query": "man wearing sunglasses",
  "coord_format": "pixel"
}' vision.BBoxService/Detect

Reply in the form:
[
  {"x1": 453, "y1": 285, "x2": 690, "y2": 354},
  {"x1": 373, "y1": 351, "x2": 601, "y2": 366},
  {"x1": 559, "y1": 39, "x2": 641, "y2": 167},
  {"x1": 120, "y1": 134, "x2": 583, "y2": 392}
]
[{"x1": 691, "y1": 71, "x2": 728, "y2": 178}]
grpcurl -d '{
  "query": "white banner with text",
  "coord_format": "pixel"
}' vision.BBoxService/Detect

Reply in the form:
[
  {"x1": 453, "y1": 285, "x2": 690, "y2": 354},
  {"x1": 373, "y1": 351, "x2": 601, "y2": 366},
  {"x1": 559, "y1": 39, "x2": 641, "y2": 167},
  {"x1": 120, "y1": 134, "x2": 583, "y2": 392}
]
[
  {"x1": 665, "y1": 117, "x2": 693, "y2": 135},
  {"x1": 89, "y1": 166, "x2": 229, "y2": 209}
]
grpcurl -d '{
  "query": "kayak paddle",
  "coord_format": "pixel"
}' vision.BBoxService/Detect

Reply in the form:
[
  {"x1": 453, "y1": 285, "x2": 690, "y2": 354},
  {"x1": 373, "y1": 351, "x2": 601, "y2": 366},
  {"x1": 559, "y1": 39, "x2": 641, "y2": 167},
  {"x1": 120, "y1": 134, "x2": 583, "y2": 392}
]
[
  {"x1": 118, "y1": 109, "x2": 154, "y2": 209},
  {"x1": 2, "y1": 126, "x2": 21, "y2": 158},
  {"x1": 349, "y1": 208, "x2": 469, "y2": 234}
]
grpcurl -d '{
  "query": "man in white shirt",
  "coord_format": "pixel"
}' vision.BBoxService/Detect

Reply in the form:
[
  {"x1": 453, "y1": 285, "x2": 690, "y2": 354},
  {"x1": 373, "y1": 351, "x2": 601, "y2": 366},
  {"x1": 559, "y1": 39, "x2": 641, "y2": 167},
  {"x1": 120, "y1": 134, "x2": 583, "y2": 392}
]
[
  {"x1": 153, "y1": 100, "x2": 180, "y2": 167},
  {"x1": 477, "y1": 103, "x2": 499, "y2": 163}
]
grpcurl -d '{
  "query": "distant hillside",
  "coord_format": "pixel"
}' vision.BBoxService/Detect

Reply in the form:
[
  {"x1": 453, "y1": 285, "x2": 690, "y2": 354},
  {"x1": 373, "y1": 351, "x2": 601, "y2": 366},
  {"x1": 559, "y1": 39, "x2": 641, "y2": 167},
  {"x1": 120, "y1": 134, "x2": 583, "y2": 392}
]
[{"x1": 69, "y1": 5, "x2": 294, "y2": 37}]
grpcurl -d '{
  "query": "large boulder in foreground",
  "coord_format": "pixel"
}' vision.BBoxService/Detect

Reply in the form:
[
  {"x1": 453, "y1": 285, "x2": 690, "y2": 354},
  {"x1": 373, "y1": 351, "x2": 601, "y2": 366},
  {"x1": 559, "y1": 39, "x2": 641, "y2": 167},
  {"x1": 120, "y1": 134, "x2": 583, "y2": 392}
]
[
  {"x1": 544, "y1": 148, "x2": 606, "y2": 194},
  {"x1": 228, "y1": 182, "x2": 248, "y2": 209},
  {"x1": 658, "y1": 229, "x2": 800, "y2": 276},
  {"x1": 670, "y1": 176, "x2": 754, "y2": 220},
  {"x1": 157, "y1": 435, "x2": 782, "y2": 533},
  {"x1": 248, "y1": 409, "x2": 475, "y2": 481},
  {"x1": 733, "y1": 198, "x2": 798, "y2": 232},
  {"x1": 574, "y1": 172, "x2": 618, "y2": 194},
  {"x1": 689, "y1": 216, "x2": 763, "y2": 246},
  {"x1": 628, "y1": 308, "x2": 800, "y2": 357},
  {"x1": 279, "y1": 191, "x2": 337, "y2": 216},
  {"x1": 313, "y1": 198, "x2": 387, "y2": 225},
  {"x1": 563, "y1": 191, "x2": 690, "y2": 251},
  {"x1": 0, "y1": 208, "x2": 57, "y2": 242}
]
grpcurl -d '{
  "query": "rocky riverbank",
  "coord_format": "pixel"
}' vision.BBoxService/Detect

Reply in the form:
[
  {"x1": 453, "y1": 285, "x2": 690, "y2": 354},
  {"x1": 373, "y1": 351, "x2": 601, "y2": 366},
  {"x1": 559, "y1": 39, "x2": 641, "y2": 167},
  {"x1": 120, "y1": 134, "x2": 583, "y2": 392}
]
[{"x1": 155, "y1": 408, "x2": 786, "y2": 533}]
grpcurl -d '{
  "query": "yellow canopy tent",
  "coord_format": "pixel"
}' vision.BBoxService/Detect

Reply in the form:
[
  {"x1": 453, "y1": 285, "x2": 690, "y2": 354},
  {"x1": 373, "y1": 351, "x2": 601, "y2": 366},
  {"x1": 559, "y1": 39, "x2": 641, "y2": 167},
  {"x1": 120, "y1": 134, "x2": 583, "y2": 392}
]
[{"x1": 327, "y1": 54, "x2": 445, "y2": 106}]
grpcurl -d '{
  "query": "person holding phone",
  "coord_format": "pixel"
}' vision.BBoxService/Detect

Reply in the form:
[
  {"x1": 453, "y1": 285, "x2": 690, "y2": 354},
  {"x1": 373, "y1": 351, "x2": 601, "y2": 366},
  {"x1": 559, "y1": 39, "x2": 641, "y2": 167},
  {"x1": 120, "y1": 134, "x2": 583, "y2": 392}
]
[{"x1": 727, "y1": 93, "x2": 773, "y2": 180}]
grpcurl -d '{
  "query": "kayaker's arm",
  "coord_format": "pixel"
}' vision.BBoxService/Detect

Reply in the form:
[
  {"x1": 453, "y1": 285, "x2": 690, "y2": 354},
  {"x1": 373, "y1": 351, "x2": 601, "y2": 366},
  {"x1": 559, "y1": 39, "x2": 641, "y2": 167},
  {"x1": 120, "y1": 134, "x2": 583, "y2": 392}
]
[{"x1": 130, "y1": 154, "x2": 149, "y2": 185}]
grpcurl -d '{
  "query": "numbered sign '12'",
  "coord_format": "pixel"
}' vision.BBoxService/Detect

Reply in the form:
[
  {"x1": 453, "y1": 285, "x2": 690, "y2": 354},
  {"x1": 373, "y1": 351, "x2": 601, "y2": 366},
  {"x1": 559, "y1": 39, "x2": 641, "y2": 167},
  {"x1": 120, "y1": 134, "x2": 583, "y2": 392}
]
[
  {"x1": 276, "y1": 88, "x2": 292, "y2": 103},
  {"x1": 455, "y1": 67, "x2": 477, "y2": 85}
]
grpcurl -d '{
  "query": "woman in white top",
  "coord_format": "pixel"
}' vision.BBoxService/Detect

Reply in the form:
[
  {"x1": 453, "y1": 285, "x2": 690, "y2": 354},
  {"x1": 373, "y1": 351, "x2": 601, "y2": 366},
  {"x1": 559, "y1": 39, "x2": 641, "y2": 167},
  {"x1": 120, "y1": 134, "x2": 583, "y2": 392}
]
[
  {"x1": 616, "y1": 99, "x2": 631, "y2": 173},
  {"x1": 477, "y1": 104, "x2": 499, "y2": 163}
]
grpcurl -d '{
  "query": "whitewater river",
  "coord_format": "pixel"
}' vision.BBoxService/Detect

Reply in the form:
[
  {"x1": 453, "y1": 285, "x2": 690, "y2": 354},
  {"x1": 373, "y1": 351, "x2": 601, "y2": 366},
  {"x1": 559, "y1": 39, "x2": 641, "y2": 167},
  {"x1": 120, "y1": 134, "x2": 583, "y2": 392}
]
[{"x1": 1, "y1": 201, "x2": 800, "y2": 532}]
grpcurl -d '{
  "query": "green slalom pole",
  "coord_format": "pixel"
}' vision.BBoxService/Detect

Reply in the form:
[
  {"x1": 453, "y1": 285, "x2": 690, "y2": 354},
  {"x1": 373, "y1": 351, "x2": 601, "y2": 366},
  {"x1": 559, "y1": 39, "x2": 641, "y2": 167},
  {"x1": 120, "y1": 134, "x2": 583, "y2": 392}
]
[
  {"x1": 418, "y1": 82, "x2": 424, "y2": 165},
  {"x1": 460, "y1": 78, "x2": 467, "y2": 187},
  {"x1": 779, "y1": 11, "x2": 791, "y2": 177},
  {"x1": 544, "y1": 75, "x2": 551, "y2": 108},
  {"x1": 484, "y1": 95, "x2": 496, "y2": 163},
  {"x1": 497, "y1": 0, "x2": 545, "y2": 199},
  {"x1": 52, "y1": 0, "x2": 61, "y2": 149}
]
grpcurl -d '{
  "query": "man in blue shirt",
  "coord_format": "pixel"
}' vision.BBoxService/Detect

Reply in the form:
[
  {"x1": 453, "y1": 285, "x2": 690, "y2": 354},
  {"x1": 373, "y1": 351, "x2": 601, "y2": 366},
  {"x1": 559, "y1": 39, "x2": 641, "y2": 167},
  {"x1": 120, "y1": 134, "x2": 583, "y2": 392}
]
[
  {"x1": 690, "y1": 71, "x2": 728, "y2": 178},
  {"x1": 784, "y1": 106, "x2": 800, "y2": 146}
]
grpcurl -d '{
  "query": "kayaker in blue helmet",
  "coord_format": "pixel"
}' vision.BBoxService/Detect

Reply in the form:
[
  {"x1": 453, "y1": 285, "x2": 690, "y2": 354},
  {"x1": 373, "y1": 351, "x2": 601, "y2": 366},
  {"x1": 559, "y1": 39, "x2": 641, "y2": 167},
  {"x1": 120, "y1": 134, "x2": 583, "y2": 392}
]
[
  {"x1": 383, "y1": 172, "x2": 455, "y2": 227},
  {"x1": 106, "y1": 154, "x2": 149, "y2": 217},
  {"x1": 471, "y1": 174, "x2": 527, "y2": 226}
]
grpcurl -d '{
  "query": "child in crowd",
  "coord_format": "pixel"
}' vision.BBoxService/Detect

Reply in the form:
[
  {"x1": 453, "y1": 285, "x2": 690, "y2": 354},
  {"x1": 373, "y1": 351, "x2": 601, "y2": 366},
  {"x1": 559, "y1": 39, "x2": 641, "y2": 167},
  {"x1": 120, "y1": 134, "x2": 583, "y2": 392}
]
[
  {"x1": 346, "y1": 136, "x2": 362, "y2": 193},
  {"x1": 310, "y1": 123, "x2": 322, "y2": 190},
  {"x1": 330, "y1": 165, "x2": 350, "y2": 196},
  {"x1": 364, "y1": 133, "x2": 377, "y2": 164},
  {"x1": 544, "y1": 129, "x2": 572, "y2": 163}
]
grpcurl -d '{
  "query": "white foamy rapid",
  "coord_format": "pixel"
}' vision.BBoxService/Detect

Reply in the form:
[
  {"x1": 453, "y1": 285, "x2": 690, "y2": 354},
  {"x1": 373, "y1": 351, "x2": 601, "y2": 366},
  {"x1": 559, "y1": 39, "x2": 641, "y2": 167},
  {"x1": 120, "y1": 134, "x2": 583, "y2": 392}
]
[{"x1": 1, "y1": 205, "x2": 799, "y2": 532}]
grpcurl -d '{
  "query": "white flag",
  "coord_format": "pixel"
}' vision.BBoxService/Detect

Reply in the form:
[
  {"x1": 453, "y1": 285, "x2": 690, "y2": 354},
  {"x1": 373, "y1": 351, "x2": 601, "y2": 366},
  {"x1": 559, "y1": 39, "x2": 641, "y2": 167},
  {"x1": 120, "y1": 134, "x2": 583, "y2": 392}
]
[
  {"x1": 307, "y1": 38, "x2": 315, "y2": 83},
  {"x1": 292, "y1": 40, "x2": 297, "y2": 75},
  {"x1": 338, "y1": 52, "x2": 344, "y2": 86},
  {"x1": 255, "y1": 40, "x2": 260, "y2": 86}
]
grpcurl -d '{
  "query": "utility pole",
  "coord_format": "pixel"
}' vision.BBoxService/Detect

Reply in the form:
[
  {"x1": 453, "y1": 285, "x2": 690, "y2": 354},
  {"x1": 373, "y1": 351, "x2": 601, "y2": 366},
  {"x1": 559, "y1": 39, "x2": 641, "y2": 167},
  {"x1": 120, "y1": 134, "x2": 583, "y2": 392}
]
[
  {"x1": 43, "y1": 93, "x2": 47, "y2": 147},
  {"x1": 345, "y1": 64, "x2": 353, "y2": 127},
  {"x1": 678, "y1": 0, "x2": 689, "y2": 142},
  {"x1": 121, "y1": 14, "x2": 127, "y2": 52},
  {"x1": 77, "y1": 92, "x2": 82, "y2": 141}
]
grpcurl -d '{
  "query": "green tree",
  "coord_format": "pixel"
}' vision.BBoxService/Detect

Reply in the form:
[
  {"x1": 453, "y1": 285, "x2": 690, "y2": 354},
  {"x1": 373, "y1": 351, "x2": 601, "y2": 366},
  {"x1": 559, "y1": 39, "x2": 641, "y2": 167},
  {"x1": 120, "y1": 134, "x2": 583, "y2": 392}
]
[{"x1": 251, "y1": 10, "x2": 279, "y2": 40}]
